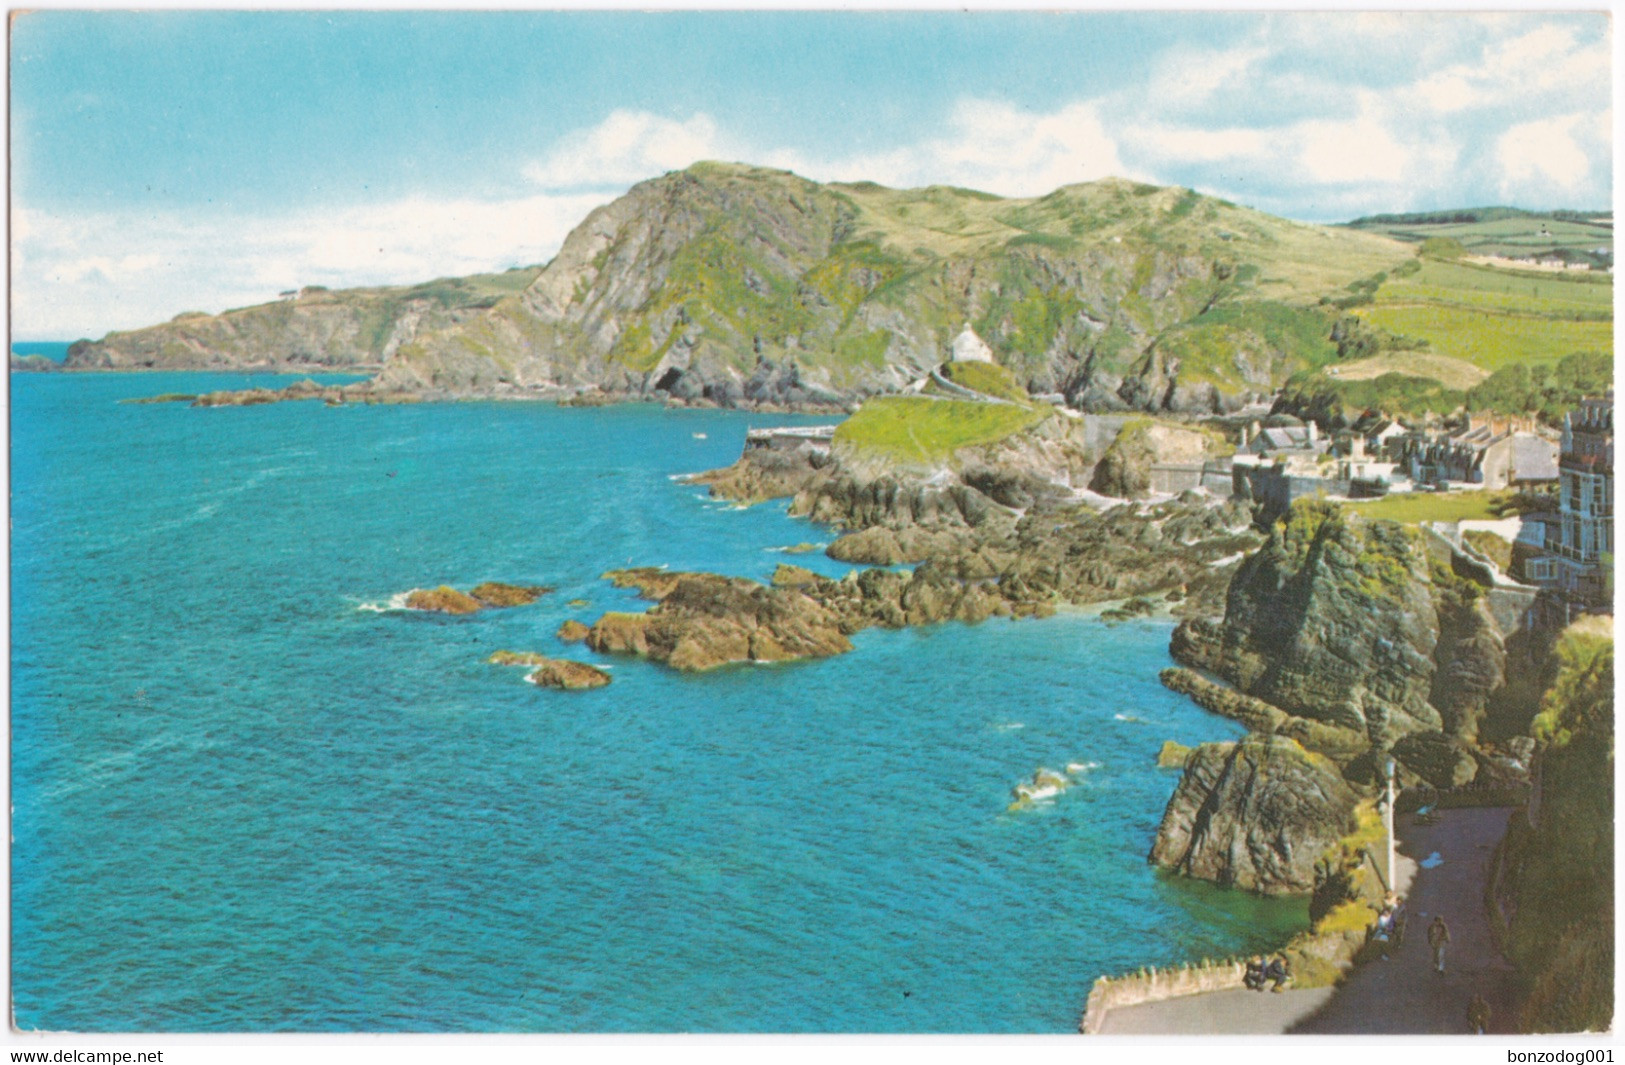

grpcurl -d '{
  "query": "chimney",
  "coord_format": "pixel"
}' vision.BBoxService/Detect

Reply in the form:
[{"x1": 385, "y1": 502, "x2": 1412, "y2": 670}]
[{"x1": 1308, "y1": 421, "x2": 1318, "y2": 445}]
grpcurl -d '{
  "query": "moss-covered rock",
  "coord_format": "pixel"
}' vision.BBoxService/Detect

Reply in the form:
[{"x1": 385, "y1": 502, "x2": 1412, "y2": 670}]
[{"x1": 1170, "y1": 500, "x2": 1447, "y2": 746}]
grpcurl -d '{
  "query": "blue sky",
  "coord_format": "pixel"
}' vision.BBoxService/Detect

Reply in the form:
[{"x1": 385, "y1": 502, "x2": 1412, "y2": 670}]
[{"x1": 10, "y1": 10, "x2": 1613, "y2": 339}]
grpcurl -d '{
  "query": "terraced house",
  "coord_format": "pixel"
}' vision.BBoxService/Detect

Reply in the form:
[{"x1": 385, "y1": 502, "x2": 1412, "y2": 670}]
[
  {"x1": 1525, "y1": 394, "x2": 1614, "y2": 621},
  {"x1": 1391, "y1": 414, "x2": 1558, "y2": 490}
]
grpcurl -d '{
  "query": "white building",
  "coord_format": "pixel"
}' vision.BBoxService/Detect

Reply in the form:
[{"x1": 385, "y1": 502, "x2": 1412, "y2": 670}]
[{"x1": 950, "y1": 324, "x2": 993, "y2": 364}]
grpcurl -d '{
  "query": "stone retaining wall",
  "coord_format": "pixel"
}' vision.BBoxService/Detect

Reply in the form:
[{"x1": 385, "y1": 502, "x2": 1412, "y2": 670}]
[{"x1": 1080, "y1": 959, "x2": 1246, "y2": 1033}]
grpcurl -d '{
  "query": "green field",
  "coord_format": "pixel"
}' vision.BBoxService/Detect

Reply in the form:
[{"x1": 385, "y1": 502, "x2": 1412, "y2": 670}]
[
  {"x1": 1349, "y1": 252, "x2": 1612, "y2": 377},
  {"x1": 833, "y1": 395, "x2": 1050, "y2": 464},
  {"x1": 1375, "y1": 259, "x2": 1611, "y2": 315},
  {"x1": 1349, "y1": 211, "x2": 1612, "y2": 260},
  {"x1": 1346, "y1": 489, "x2": 1509, "y2": 524},
  {"x1": 1356, "y1": 303, "x2": 1612, "y2": 373}
]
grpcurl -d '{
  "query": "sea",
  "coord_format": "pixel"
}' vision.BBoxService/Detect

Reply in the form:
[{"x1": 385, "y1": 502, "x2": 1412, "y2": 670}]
[{"x1": 10, "y1": 353, "x2": 1308, "y2": 1033}]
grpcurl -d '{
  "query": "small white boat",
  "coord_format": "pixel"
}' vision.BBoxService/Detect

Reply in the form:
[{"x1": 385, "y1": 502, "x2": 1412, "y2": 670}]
[{"x1": 692, "y1": 432, "x2": 708, "y2": 439}]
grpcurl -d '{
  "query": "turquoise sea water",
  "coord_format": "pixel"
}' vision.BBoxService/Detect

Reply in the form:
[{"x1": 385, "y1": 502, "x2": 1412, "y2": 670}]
[{"x1": 11, "y1": 371, "x2": 1307, "y2": 1032}]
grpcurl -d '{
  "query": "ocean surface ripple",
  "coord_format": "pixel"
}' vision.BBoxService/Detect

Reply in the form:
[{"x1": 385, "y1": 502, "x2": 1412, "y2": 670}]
[{"x1": 11, "y1": 371, "x2": 1307, "y2": 1032}]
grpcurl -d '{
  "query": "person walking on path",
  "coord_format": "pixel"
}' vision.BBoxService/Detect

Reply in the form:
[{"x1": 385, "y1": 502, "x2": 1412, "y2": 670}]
[
  {"x1": 1427, "y1": 916, "x2": 1452, "y2": 974},
  {"x1": 1467, "y1": 993, "x2": 1491, "y2": 1034}
]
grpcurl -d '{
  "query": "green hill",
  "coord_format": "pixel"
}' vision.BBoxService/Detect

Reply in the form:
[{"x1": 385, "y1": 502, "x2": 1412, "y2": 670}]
[{"x1": 71, "y1": 162, "x2": 1418, "y2": 411}]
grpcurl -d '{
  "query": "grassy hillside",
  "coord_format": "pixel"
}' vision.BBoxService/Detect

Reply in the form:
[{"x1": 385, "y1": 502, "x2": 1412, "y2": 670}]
[
  {"x1": 833, "y1": 396, "x2": 1050, "y2": 464},
  {"x1": 1355, "y1": 256, "x2": 1611, "y2": 373},
  {"x1": 1277, "y1": 233, "x2": 1612, "y2": 423},
  {"x1": 937, "y1": 360, "x2": 1030, "y2": 401}
]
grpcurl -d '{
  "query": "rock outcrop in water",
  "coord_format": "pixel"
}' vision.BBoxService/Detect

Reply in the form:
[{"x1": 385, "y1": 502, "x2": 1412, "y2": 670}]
[
  {"x1": 586, "y1": 571, "x2": 854, "y2": 671},
  {"x1": 528, "y1": 658, "x2": 612, "y2": 690},
  {"x1": 405, "y1": 582, "x2": 551, "y2": 615},
  {"x1": 191, "y1": 379, "x2": 423, "y2": 407},
  {"x1": 1150, "y1": 734, "x2": 1359, "y2": 894},
  {"x1": 68, "y1": 163, "x2": 1408, "y2": 413}
]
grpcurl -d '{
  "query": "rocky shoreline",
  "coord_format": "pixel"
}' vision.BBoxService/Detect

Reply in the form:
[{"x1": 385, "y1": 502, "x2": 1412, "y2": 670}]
[{"x1": 357, "y1": 394, "x2": 1558, "y2": 1023}]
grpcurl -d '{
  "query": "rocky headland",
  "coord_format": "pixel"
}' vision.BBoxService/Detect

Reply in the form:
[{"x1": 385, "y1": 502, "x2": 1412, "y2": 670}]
[
  {"x1": 1112, "y1": 489, "x2": 1583, "y2": 1008},
  {"x1": 575, "y1": 396, "x2": 1265, "y2": 673},
  {"x1": 67, "y1": 162, "x2": 1409, "y2": 415}
]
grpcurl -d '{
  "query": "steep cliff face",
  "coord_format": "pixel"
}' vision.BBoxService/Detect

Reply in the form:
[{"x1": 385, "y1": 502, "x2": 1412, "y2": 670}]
[
  {"x1": 1150, "y1": 734, "x2": 1359, "y2": 894},
  {"x1": 1171, "y1": 500, "x2": 1447, "y2": 745},
  {"x1": 67, "y1": 163, "x2": 1409, "y2": 410}
]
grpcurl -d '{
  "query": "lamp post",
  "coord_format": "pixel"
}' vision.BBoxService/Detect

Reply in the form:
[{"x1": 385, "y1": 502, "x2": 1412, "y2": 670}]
[{"x1": 1384, "y1": 757, "x2": 1397, "y2": 889}]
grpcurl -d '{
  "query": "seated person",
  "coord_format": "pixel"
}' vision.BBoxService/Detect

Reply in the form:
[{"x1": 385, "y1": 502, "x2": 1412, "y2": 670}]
[
  {"x1": 1264, "y1": 956, "x2": 1290, "y2": 992},
  {"x1": 1244, "y1": 956, "x2": 1266, "y2": 991}
]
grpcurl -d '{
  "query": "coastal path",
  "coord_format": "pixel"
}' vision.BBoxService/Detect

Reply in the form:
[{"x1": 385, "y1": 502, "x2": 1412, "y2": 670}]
[
  {"x1": 1288, "y1": 805, "x2": 1520, "y2": 1034},
  {"x1": 1094, "y1": 806, "x2": 1519, "y2": 1035}
]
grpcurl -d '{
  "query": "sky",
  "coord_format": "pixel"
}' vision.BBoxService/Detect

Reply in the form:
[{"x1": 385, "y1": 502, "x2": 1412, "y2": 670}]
[{"x1": 9, "y1": 9, "x2": 1614, "y2": 340}]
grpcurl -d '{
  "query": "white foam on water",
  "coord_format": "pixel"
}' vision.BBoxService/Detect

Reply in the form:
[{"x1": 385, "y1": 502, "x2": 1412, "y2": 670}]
[
  {"x1": 355, "y1": 592, "x2": 412, "y2": 613},
  {"x1": 1066, "y1": 761, "x2": 1102, "y2": 775}
]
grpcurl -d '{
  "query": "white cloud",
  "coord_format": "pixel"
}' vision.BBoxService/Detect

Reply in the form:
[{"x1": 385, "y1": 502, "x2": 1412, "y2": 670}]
[
  {"x1": 1496, "y1": 113, "x2": 1593, "y2": 200},
  {"x1": 523, "y1": 110, "x2": 726, "y2": 189},
  {"x1": 1123, "y1": 124, "x2": 1269, "y2": 165},
  {"x1": 1297, "y1": 113, "x2": 1413, "y2": 185},
  {"x1": 772, "y1": 99, "x2": 1132, "y2": 197},
  {"x1": 526, "y1": 100, "x2": 1133, "y2": 200},
  {"x1": 11, "y1": 191, "x2": 611, "y2": 339}
]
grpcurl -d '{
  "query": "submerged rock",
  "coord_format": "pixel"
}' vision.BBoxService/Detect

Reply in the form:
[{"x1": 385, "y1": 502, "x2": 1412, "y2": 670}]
[
  {"x1": 487, "y1": 650, "x2": 551, "y2": 666},
  {"x1": 1150, "y1": 734, "x2": 1359, "y2": 895}
]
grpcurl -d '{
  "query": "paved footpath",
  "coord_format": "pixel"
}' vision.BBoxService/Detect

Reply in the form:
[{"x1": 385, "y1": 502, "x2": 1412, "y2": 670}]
[
  {"x1": 1289, "y1": 806, "x2": 1520, "y2": 1034},
  {"x1": 1096, "y1": 806, "x2": 1518, "y2": 1036}
]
